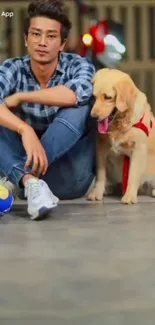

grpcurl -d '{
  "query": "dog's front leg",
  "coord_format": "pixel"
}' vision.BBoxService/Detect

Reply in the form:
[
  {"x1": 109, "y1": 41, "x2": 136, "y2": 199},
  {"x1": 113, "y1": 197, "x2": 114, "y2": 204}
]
[
  {"x1": 121, "y1": 143, "x2": 148, "y2": 204},
  {"x1": 87, "y1": 135, "x2": 109, "y2": 201}
]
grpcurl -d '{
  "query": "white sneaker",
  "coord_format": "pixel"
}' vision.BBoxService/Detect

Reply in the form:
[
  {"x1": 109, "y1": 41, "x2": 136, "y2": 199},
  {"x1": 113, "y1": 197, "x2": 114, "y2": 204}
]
[{"x1": 24, "y1": 178, "x2": 59, "y2": 220}]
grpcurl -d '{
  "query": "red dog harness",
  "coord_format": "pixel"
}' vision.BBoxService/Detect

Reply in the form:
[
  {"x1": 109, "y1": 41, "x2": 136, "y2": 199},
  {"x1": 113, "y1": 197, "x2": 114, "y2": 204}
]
[{"x1": 122, "y1": 114, "x2": 153, "y2": 194}]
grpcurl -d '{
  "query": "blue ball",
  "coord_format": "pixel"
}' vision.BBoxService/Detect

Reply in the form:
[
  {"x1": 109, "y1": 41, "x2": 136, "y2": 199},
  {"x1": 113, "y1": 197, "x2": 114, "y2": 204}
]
[{"x1": 0, "y1": 184, "x2": 14, "y2": 215}]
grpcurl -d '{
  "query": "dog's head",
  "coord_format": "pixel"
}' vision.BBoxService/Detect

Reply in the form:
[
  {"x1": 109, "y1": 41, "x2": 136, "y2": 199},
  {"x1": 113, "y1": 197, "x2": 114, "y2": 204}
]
[{"x1": 91, "y1": 68, "x2": 147, "y2": 134}]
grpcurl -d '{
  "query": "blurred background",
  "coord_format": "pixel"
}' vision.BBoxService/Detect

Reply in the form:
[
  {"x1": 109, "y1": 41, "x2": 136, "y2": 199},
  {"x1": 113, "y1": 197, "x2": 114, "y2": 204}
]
[{"x1": 0, "y1": 0, "x2": 155, "y2": 111}]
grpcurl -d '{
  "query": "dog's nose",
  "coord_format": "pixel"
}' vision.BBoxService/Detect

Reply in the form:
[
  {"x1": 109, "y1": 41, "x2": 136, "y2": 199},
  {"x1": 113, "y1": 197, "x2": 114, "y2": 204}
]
[{"x1": 91, "y1": 111, "x2": 98, "y2": 118}]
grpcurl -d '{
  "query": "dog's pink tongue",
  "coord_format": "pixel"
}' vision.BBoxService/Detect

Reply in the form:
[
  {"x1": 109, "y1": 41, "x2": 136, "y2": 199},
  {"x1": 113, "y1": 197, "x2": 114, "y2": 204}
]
[{"x1": 98, "y1": 118, "x2": 109, "y2": 134}]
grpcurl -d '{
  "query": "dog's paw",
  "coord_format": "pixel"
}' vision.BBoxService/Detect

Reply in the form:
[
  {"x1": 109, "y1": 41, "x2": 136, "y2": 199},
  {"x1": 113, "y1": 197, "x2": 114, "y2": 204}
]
[
  {"x1": 87, "y1": 188, "x2": 104, "y2": 201},
  {"x1": 121, "y1": 191, "x2": 138, "y2": 204}
]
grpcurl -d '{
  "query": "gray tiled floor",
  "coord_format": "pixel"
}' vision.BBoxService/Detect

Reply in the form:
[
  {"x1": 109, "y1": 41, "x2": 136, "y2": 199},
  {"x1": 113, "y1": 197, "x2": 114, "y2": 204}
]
[{"x1": 1, "y1": 196, "x2": 155, "y2": 324}]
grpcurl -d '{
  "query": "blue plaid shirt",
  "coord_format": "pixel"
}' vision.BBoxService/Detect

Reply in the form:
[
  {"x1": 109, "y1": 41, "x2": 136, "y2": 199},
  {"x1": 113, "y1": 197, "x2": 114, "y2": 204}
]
[{"x1": 0, "y1": 52, "x2": 95, "y2": 130}]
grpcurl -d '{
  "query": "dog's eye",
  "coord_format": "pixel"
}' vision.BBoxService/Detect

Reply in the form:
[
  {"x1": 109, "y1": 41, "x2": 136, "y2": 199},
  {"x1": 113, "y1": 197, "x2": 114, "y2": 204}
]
[{"x1": 104, "y1": 94, "x2": 112, "y2": 100}]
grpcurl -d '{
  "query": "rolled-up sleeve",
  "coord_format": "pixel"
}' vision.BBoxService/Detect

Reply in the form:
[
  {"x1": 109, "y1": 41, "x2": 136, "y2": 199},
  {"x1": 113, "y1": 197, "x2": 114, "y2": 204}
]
[
  {"x1": 0, "y1": 59, "x2": 17, "y2": 105},
  {"x1": 64, "y1": 57, "x2": 95, "y2": 105}
]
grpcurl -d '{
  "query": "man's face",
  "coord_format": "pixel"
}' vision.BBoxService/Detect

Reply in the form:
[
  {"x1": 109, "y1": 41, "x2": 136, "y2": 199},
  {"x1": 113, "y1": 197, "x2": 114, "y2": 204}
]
[{"x1": 25, "y1": 16, "x2": 66, "y2": 64}]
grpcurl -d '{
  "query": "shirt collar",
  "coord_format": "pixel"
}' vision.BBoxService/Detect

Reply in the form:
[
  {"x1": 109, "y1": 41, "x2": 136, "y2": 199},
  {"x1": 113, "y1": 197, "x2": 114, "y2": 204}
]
[
  {"x1": 24, "y1": 52, "x2": 65, "y2": 79},
  {"x1": 56, "y1": 52, "x2": 65, "y2": 74}
]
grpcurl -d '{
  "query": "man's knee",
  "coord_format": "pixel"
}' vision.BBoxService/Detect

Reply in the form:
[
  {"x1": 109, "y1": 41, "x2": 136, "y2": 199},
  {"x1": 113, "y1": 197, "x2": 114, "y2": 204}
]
[
  {"x1": 54, "y1": 104, "x2": 91, "y2": 136},
  {"x1": 42, "y1": 127, "x2": 96, "y2": 199}
]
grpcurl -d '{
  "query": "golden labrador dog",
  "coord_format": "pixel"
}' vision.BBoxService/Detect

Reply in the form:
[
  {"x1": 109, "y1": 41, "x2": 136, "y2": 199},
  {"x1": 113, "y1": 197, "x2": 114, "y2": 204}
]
[{"x1": 87, "y1": 68, "x2": 155, "y2": 204}]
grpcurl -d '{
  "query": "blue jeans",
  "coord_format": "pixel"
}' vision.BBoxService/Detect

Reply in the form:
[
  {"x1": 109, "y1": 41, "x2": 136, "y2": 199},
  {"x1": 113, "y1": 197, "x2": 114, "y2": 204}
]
[{"x1": 0, "y1": 105, "x2": 95, "y2": 199}]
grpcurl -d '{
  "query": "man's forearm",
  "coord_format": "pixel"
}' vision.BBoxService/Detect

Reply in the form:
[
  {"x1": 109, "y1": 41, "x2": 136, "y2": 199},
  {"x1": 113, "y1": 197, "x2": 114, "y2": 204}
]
[{"x1": 20, "y1": 85, "x2": 77, "y2": 107}]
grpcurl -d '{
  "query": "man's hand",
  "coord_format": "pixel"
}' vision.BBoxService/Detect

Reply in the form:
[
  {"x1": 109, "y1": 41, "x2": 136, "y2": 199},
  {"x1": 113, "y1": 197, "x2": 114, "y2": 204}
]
[
  {"x1": 4, "y1": 93, "x2": 22, "y2": 109},
  {"x1": 21, "y1": 124, "x2": 48, "y2": 177}
]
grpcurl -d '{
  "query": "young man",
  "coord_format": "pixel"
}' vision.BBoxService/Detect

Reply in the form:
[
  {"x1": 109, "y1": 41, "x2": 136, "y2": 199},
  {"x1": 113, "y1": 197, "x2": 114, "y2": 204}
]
[{"x1": 0, "y1": 0, "x2": 96, "y2": 220}]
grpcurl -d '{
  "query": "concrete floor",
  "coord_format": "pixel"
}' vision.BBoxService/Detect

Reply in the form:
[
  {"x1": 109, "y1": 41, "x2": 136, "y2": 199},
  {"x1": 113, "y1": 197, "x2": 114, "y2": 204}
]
[{"x1": 1, "y1": 196, "x2": 155, "y2": 325}]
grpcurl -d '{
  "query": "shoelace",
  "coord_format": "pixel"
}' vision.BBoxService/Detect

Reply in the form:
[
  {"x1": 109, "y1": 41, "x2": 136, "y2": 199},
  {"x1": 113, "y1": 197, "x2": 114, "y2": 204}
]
[
  {"x1": 25, "y1": 181, "x2": 59, "y2": 205},
  {"x1": 25, "y1": 182, "x2": 42, "y2": 200}
]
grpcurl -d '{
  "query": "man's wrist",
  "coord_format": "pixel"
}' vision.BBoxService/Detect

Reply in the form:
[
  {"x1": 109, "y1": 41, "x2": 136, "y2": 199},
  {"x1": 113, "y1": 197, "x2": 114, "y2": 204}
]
[{"x1": 17, "y1": 121, "x2": 31, "y2": 135}]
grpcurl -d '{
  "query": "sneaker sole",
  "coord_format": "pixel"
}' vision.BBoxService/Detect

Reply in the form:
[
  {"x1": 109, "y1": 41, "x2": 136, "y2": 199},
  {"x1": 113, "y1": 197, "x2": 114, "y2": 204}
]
[{"x1": 30, "y1": 204, "x2": 57, "y2": 221}]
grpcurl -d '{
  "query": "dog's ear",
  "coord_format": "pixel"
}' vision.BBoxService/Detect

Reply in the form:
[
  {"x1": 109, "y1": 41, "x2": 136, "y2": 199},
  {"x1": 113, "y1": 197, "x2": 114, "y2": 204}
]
[{"x1": 114, "y1": 78, "x2": 138, "y2": 112}]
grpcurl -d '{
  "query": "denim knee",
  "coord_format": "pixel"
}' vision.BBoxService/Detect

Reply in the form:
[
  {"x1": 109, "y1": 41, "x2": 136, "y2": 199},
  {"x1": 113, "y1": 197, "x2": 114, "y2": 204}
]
[
  {"x1": 41, "y1": 127, "x2": 96, "y2": 199},
  {"x1": 54, "y1": 104, "x2": 91, "y2": 136}
]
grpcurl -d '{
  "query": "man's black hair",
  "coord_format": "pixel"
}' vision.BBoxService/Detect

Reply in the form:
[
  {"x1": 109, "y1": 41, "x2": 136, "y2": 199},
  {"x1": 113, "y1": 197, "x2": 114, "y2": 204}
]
[{"x1": 24, "y1": 0, "x2": 72, "y2": 43}]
